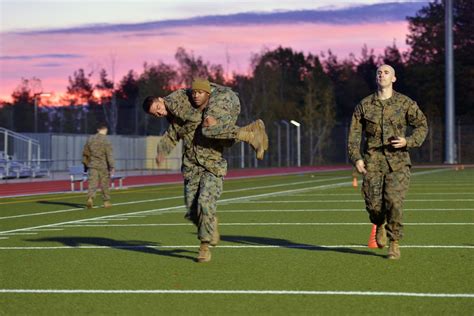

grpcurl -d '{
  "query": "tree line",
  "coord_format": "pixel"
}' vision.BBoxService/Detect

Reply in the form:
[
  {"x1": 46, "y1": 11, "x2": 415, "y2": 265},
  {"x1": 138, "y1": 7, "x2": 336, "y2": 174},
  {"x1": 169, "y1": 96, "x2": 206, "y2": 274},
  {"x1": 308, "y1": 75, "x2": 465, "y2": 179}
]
[{"x1": 0, "y1": 0, "x2": 472, "y2": 164}]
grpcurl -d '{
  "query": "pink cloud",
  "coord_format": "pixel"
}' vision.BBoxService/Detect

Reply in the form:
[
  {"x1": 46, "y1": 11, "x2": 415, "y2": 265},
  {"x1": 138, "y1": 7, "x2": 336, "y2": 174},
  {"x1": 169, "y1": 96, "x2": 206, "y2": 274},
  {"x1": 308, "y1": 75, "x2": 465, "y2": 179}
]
[{"x1": 0, "y1": 21, "x2": 409, "y2": 102}]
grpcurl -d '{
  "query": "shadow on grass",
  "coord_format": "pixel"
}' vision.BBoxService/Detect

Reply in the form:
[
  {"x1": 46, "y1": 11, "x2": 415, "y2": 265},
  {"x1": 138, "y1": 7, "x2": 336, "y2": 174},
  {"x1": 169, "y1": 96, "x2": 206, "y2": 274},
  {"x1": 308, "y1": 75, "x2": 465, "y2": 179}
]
[
  {"x1": 38, "y1": 200, "x2": 85, "y2": 208},
  {"x1": 221, "y1": 235, "x2": 385, "y2": 258},
  {"x1": 26, "y1": 236, "x2": 196, "y2": 261}
]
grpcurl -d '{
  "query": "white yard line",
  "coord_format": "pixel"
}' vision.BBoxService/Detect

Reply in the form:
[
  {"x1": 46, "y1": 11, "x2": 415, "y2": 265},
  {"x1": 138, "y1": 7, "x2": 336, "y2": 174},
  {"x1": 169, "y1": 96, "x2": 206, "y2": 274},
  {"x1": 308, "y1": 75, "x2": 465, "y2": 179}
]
[
  {"x1": 0, "y1": 169, "x2": 451, "y2": 235},
  {"x1": 0, "y1": 176, "x2": 347, "y2": 221},
  {"x1": 1, "y1": 244, "x2": 473, "y2": 250},
  {"x1": 60, "y1": 222, "x2": 474, "y2": 228},
  {"x1": 0, "y1": 288, "x2": 472, "y2": 298},
  {"x1": 0, "y1": 180, "x2": 353, "y2": 235},
  {"x1": 242, "y1": 199, "x2": 474, "y2": 203}
]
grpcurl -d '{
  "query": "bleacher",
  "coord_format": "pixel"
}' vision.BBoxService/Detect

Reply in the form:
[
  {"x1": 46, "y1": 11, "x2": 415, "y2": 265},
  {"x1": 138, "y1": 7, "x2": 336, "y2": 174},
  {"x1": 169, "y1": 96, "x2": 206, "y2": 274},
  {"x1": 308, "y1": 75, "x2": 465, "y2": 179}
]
[{"x1": 0, "y1": 152, "x2": 48, "y2": 179}]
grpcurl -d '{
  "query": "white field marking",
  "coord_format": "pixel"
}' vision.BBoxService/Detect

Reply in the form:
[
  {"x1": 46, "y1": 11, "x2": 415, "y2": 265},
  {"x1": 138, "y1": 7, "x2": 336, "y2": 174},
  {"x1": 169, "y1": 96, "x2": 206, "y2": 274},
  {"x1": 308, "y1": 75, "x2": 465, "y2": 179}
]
[
  {"x1": 159, "y1": 208, "x2": 474, "y2": 214},
  {"x1": 0, "y1": 176, "x2": 347, "y2": 221},
  {"x1": 101, "y1": 218, "x2": 130, "y2": 221},
  {"x1": 240, "y1": 199, "x2": 474, "y2": 203},
  {"x1": 293, "y1": 193, "x2": 474, "y2": 196},
  {"x1": 0, "y1": 169, "x2": 448, "y2": 235},
  {"x1": 0, "y1": 180, "x2": 351, "y2": 235},
  {"x1": 0, "y1": 237, "x2": 9, "y2": 240},
  {"x1": 411, "y1": 184, "x2": 473, "y2": 186},
  {"x1": 0, "y1": 244, "x2": 473, "y2": 250},
  {"x1": 1, "y1": 232, "x2": 38, "y2": 235},
  {"x1": 30, "y1": 229, "x2": 64, "y2": 232},
  {"x1": 60, "y1": 222, "x2": 474, "y2": 228},
  {"x1": 0, "y1": 289, "x2": 472, "y2": 298}
]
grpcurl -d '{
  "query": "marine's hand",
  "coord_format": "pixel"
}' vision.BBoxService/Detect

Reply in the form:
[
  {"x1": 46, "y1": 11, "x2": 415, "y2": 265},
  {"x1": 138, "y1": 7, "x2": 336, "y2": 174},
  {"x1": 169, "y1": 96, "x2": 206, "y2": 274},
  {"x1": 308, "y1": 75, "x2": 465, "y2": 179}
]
[
  {"x1": 156, "y1": 154, "x2": 165, "y2": 166},
  {"x1": 391, "y1": 137, "x2": 407, "y2": 148},
  {"x1": 355, "y1": 159, "x2": 367, "y2": 175},
  {"x1": 203, "y1": 116, "x2": 217, "y2": 127},
  {"x1": 109, "y1": 168, "x2": 115, "y2": 177}
]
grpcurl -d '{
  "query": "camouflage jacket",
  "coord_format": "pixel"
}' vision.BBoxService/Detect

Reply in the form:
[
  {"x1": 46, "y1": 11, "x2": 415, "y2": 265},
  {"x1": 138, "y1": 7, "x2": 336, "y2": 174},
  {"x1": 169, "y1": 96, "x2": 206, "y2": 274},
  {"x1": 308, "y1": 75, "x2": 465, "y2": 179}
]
[
  {"x1": 82, "y1": 133, "x2": 115, "y2": 170},
  {"x1": 348, "y1": 91, "x2": 428, "y2": 171},
  {"x1": 157, "y1": 83, "x2": 240, "y2": 178}
]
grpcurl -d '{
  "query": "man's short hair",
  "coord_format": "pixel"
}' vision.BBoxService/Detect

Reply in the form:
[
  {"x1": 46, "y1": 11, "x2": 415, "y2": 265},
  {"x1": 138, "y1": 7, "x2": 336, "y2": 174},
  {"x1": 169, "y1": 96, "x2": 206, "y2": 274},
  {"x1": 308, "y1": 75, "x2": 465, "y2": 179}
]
[
  {"x1": 191, "y1": 78, "x2": 211, "y2": 94},
  {"x1": 97, "y1": 122, "x2": 108, "y2": 130},
  {"x1": 142, "y1": 96, "x2": 155, "y2": 113}
]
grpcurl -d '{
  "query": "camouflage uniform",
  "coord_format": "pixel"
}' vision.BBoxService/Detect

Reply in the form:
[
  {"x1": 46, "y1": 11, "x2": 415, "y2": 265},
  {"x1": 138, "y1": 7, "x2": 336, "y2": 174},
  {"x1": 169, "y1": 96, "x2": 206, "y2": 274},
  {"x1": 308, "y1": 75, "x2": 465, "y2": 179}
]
[
  {"x1": 348, "y1": 91, "x2": 428, "y2": 241},
  {"x1": 158, "y1": 83, "x2": 240, "y2": 242},
  {"x1": 82, "y1": 133, "x2": 115, "y2": 202}
]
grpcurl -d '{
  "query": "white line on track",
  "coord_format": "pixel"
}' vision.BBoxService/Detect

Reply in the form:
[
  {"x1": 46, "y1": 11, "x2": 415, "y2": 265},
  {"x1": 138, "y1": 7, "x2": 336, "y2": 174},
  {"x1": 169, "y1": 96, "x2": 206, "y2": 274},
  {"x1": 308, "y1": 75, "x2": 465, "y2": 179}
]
[
  {"x1": 0, "y1": 244, "x2": 472, "y2": 250},
  {"x1": 61, "y1": 222, "x2": 474, "y2": 227},
  {"x1": 0, "y1": 169, "x2": 449, "y2": 235},
  {"x1": 0, "y1": 176, "x2": 347, "y2": 221},
  {"x1": 0, "y1": 288, "x2": 472, "y2": 298},
  {"x1": 0, "y1": 180, "x2": 354, "y2": 234},
  {"x1": 213, "y1": 208, "x2": 474, "y2": 213},
  {"x1": 242, "y1": 199, "x2": 474, "y2": 203}
]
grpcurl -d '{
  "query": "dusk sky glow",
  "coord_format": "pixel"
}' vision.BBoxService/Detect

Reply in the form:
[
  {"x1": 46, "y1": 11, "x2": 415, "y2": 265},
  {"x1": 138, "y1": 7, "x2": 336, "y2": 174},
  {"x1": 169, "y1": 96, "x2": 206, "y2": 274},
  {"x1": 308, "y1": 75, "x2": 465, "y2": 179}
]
[{"x1": 0, "y1": 0, "x2": 427, "y2": 103}]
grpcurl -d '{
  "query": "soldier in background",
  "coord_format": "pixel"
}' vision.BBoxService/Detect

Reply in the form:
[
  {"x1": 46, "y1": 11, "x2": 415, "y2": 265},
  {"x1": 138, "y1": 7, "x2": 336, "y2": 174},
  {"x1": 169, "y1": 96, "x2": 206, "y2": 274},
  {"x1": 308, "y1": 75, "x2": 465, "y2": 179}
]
[
  {"x1": 82, "y1": 123, "x2": 115, "y2": 209},
  {"x1": 348, "y1": 64, "x2": 428, "y2": 260},
  {"x1": 143, "y1": 78, "x2": 268, "y2": 262}
]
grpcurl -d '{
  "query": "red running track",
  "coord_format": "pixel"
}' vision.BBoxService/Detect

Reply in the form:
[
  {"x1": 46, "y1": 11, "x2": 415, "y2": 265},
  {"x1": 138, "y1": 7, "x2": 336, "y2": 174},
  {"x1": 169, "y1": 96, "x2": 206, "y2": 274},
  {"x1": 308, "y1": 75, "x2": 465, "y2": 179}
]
[{"x1": 0, "y1": 166, "x2": 351, "y2": 198}]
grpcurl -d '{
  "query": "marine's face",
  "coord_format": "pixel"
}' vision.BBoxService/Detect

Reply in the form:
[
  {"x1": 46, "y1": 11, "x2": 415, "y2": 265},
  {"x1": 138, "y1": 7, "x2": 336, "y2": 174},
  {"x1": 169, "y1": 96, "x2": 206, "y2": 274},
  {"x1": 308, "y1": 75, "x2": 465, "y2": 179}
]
[
  {"x1": 149, "y1": 98, "x2": 168, "y2": 117},
  {"x1": 191, "y1": 89, "x2": 210, "y2": 108},
  {"x1": 376, "y1": 65, "x2": 396, "y2": 89}
]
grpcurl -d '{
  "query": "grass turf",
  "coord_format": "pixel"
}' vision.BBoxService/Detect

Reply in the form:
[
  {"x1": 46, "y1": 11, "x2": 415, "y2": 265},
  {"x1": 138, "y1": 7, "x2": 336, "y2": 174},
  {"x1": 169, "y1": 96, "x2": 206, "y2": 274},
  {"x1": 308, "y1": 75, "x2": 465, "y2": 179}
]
[{"x1": 0, "y1": 168, "x2": 473, "y2": 315}]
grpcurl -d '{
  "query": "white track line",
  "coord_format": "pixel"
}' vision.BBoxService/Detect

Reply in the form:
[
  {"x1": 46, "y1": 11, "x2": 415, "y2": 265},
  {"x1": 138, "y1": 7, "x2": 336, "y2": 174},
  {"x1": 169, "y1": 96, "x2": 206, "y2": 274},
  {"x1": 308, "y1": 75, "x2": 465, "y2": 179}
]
[
  {"x1": 0, "y1": 169, "x2": 450, "y2": 235},
  {"x1": 242, "y1": 199, "x2": 474, "y2": 203},
  {"x1": 1, "y1": 244, "x2": 472, "y2": 250},
  {"x1": 0, "y1": 288, "x2": 472, "y2": 298},
  {"x1": 61, "y1": 222, "x2": 474, "y2": 228},
  {"x1": 0, "y1": 176, "x2": 347, "y2": 221},
  {"x1": 0, "y1": 180, "x2": 353, "y2": 235}
]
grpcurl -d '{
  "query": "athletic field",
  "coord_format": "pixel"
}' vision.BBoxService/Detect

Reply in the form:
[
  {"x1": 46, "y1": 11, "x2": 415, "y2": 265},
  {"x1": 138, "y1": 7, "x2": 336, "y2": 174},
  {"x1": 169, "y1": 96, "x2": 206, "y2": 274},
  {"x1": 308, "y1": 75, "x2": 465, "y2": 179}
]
[{"x1": 1, "y1": 168, "x2": 473, "y2": 314}]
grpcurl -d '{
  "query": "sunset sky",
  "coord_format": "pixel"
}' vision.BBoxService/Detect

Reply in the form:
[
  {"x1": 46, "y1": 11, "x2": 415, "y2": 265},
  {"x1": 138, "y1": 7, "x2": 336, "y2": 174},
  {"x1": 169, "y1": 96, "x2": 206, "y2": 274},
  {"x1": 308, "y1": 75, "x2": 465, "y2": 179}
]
[{"x1": 0, "y1": 0, "x2": 428, "y2": 103}]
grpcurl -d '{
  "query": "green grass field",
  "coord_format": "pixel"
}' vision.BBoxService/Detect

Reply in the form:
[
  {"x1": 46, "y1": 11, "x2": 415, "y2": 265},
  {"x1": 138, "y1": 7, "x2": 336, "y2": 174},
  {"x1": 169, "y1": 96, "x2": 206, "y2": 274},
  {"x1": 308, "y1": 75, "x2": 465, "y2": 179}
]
[{"x1": 1, "y1": 168, "x2": 473, "y2": 315}]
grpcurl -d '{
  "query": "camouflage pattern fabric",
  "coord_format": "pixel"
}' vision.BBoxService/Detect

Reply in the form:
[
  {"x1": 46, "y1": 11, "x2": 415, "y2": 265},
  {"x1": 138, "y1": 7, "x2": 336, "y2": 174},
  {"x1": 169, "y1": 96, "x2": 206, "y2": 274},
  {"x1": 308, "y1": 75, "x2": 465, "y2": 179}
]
[
  {"x1": 361, "y1": 157, "x2": 410, "y2": 240},
  {"x1": 82, "y1": 133, "x2": 115, "y2": 170},
  {"x1": 87, "y1": 168, "x2": 111, "y2": 201},
  {"x1": 160, "y1": 83, "x2": 240, "y2": 178},
  {"x1": 183, "y1": 165, "x2": 222, "y2": 242},
  {"x1": 83, "y1": 133, "x2": 114, "y2": 201},
  {"x1": 348, "y1": 91, "x2": 428, "y2": 171},
  {"x1": 348, "y1": 91, "x2": 427, "y2": 241}
]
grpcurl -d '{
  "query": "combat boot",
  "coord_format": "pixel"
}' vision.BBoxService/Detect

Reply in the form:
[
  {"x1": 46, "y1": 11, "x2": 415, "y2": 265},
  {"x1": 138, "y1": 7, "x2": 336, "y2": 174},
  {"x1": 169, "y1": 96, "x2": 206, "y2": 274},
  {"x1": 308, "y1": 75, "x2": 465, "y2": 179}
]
[
  {"x1": 104, "y1": 201, "x2": 112, "y2": 208},
  {"x1": 376, "y1": 224, "x2": 387, "y2": 248},
  {"x1": 236, "y1": 120, "x2": 269, "y2": 160},
  {"x1": 86, "y1": 198, "x2": 94, "y2": 209},
  {"x1": 197, "y1": 242, "x2": 211, "y2": 263},
  {"x1": 210, "y1": 217, "x2": 220, "y2": 247},
  {"x1": 387, "y1": 240, "x2": 400, "y2": 260}
]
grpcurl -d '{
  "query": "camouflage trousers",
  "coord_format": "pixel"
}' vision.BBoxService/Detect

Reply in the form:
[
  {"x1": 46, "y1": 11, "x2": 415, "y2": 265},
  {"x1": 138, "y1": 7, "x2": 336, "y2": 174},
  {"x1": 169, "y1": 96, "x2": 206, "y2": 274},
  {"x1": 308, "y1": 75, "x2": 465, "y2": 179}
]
[
  {"x1": 184, "y1": 166, "x2": 223, "y2": 242},
  {"x1": 87, "y1": 168, "x2": 111, "y2": 201},
  {"x1": 362, "y1": 159, "x2": 411, "y2": 241}
]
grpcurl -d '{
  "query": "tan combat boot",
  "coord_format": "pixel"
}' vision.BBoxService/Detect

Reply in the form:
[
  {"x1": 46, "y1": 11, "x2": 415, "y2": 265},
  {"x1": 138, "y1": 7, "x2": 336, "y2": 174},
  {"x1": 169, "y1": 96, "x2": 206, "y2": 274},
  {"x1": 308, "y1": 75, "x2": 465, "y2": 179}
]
[
  {"x1": 210, "y1": 217, "x2": 220, "y2": 247},
  {"x1": 387, "y1": 240, "x2": 400, "y2": 260},
  {"x1": 236, "y1": 119, "x2": 269, "y2": 160},
  {"x1": 376, "y1": 224, "x2": 387, "y2": 248},
  {"x1": 86, "y1": 198, "x2": 94, "y2": 209},
  {"x1": 197, "y1": 242, "x2": 211, "y2": 263},
  {"x1": 104, "y1": 201, "x2": 112, "y2": 208}
]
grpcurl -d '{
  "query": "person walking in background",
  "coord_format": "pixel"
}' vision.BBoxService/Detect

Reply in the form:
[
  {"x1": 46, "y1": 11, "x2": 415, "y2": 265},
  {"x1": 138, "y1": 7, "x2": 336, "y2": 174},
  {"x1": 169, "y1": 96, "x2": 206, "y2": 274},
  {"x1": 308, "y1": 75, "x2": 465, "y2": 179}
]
[
  {"x1": 348, "y1": 64, "x2": 428, "y2": 259},
  {"x1": 82, "y1": 122, "x2": 115, "y2": 209}
]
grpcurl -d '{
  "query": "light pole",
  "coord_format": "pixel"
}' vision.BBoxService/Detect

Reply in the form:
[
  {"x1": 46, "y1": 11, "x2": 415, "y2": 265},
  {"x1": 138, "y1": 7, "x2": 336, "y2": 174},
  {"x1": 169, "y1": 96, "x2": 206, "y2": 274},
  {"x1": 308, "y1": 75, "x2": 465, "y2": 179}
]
[
  {"x1": 290, "y1": 120, "x2": 301, "y2": 167},
  {"x1": 281, "y1": 120, "x2": 290, "y2": 167},
  {"x1": 34, "y1": 92, "x2": 51, "y2": 133}
]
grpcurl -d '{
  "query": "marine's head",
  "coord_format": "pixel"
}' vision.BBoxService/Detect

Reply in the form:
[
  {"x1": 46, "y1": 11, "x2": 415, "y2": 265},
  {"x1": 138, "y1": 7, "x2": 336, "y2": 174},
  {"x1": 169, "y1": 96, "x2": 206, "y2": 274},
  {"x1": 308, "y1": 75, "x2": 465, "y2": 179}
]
[
  {"x1": 191, "y1": 78, "x2": 211, "y2": 109},
  {"x1": 376, "y1": 64, "x2": 396, "y2": 89}
]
